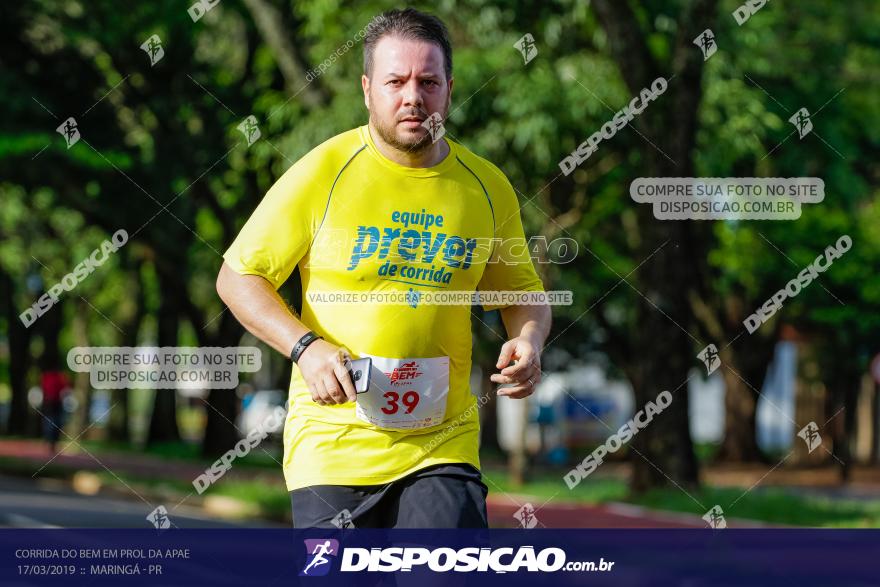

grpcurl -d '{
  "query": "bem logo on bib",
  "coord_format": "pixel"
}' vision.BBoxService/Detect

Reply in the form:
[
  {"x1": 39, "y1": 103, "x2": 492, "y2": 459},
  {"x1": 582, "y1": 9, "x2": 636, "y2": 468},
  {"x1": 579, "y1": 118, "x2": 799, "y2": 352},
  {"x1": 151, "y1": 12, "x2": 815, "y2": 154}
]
[{"x1": 387, "y1": 361, "x2": 422, "y2": 385}]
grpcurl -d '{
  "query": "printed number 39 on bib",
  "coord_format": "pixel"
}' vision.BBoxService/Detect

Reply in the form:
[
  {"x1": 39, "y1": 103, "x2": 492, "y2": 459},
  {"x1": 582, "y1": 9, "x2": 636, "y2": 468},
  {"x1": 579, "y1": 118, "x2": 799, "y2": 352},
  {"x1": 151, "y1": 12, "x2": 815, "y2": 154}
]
[{"x1": 381, "y1": 390, "x2": 420, "y2": 415}]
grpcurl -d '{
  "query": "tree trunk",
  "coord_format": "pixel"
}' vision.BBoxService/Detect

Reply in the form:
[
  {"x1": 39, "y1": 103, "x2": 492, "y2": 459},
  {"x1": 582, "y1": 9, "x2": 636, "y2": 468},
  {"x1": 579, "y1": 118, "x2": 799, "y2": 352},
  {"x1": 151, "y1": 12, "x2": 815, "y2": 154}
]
[
  {"x1": 715, "y1": 345, "x2": 771, "y2": 462},
  {"x1": 201, "y1": 389, "x2": 240, "y2": 458},
  {"x1": 66, "y1": 300, "x2": 92, "y2": 439},
  {"x1": 200, "y1": 301, "x2": 242, "y2": 458},
  {"x1": 108, "y1": 261, "x2": 146, "y2": 443},
  {"x1": 624, "y1": 298, "x2": 700, "y2": 494},
  {"x1": 240, "y1": 0, "x2": 328, "y2": 107},
  {"x1": 830, "y1": 366, "x2": 860, "y2": 482},
  {"x1": 717, "y1": 369, "x2": 761, "y2": 461},
  {"x1": 479, "y1": 364, "x2": 502, "y2": 454},
  {"x1": 2, "y1": 267, "x2": 33, "y2": 436},
  {"x1": 816, "y1": 333, "x2": 861, "y2": 482},
  {"x1": 147, "y1": 270, "x2": 181, "y2": 444},
  {"x1": 107, "y1": 379, "x2": 131, "y2": 443},
  {"x1": 507, "y1": 395, "x2": 529, "y2": 488},
  {"x1": 872, "y1": 381, "x2": 879, "y2": 465},
  {"x1": 690, "y1": 288, "x2": 779, "y2": 462},
  {"x1": 38, "y1": 301, "x2": 63, "y2": 370},
  {"x1": 592, "y1": 0, "x2": 720, "y2": 493}
]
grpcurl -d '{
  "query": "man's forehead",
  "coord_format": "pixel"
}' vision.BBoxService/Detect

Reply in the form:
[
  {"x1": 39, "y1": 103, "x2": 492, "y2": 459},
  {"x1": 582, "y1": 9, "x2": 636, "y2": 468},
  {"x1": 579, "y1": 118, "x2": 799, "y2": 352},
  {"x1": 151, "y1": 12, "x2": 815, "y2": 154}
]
[{"x1": 373, "y1": 35, "x2": 445, "y2": 76}]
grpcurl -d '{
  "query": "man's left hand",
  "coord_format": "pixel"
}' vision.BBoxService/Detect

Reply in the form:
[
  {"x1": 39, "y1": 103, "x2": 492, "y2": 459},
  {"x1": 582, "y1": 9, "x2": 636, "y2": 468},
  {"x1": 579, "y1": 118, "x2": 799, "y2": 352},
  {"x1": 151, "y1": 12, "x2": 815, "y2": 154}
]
[{"x1": 490, "y1": 336, "x2": 542, "y2": 399}]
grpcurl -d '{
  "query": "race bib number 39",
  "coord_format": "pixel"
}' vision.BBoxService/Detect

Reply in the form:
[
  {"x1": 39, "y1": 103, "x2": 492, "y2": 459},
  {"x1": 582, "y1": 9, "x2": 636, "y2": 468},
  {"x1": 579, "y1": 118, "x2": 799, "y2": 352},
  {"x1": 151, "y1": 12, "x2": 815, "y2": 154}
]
[{"x1": 355, "y1": 356, "x2": 449, "y2": 430}]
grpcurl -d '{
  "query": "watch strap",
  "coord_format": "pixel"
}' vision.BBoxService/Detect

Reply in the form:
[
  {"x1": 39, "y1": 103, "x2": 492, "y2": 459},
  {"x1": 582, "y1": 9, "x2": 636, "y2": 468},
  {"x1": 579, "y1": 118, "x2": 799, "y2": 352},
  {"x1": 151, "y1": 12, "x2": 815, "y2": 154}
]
[{"x1": 290, "y1": 331, "x2": 323, "y2": 364}]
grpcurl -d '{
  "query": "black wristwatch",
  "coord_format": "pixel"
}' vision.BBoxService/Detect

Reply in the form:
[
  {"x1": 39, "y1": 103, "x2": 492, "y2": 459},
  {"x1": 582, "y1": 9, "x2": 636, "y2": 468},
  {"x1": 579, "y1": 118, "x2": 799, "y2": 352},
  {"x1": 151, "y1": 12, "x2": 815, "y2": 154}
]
[{"x1": 290, "y1": 331, "x2": 323, "y2": 364}]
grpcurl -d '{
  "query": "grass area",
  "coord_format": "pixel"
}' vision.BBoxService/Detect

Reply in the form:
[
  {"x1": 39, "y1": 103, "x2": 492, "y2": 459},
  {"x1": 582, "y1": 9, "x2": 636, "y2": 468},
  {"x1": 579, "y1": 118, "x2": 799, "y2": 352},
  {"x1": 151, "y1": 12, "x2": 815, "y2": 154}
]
[
  {"x1": 199, "y1": 477, "x2": 291, "y2": 521},
  {"x1": 90, "y1": 470, "x2": 293, "y2": 522},
  {"x1": 631, "y1": 485, "x2": 880, "y2": 528},
  {"x1": 482, "y1": 467, "x2": 880, "y2": 528},
  {"x1": 0, "y1": 456, "x2": 74, "y2": 480},
  {"x1": 84, "y1": 474, "x2": 880, "y2": 528},
  {"x1": 0, "y1": 453, "x2": 291, "y2": 522},
  {"x1": 79, "y1": 439, "x2": 282, "y2": 469},
  {"x1": 0, "y1": 456, "x2": 290, "y2": 522},
  {"x1": 483, "y1": 469, "x2": 628, "y2": 504}
]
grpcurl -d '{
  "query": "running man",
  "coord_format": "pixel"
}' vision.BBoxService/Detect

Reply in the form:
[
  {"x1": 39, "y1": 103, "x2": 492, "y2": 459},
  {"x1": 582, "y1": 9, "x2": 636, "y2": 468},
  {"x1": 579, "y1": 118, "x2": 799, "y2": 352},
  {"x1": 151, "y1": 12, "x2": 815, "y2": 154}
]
[{"x1": 217, "y1": 7, "x2": 551, "y2": 528}]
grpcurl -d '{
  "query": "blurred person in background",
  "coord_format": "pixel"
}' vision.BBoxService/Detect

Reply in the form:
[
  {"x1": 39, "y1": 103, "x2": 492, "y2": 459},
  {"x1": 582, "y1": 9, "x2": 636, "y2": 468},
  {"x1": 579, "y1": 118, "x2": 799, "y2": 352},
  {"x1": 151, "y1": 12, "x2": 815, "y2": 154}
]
[{"x1": 39, "y1": 358, "x2": 70, "y2": 453}]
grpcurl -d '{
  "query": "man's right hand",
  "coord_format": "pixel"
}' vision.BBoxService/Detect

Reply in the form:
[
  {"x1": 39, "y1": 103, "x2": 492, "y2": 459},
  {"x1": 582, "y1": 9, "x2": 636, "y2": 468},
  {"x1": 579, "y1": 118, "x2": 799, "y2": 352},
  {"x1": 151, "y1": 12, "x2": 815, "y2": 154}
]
[{"x1": 296, "y1": 340, "x2": 358, "y2": 405}]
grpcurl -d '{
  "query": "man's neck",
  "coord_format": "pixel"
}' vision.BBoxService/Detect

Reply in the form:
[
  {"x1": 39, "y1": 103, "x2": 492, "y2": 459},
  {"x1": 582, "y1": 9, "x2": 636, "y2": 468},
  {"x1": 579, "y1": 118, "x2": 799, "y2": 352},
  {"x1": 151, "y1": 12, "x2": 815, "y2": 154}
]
[{"x1": 368, "y1": 122, "x2": 450, "y2": 168}]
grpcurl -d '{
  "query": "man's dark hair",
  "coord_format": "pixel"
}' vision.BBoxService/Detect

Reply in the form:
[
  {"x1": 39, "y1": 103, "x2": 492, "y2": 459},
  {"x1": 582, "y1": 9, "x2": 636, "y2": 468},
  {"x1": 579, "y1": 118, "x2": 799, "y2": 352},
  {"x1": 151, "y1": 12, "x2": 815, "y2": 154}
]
[{"x1": 363, "y1": 8, "x2": 452, "y2": 80}]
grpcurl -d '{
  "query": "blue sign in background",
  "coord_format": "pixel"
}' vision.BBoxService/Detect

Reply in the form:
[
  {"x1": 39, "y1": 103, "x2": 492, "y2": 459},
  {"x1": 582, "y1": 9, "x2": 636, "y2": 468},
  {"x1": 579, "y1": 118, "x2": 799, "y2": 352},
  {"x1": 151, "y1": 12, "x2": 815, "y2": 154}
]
[{"x1": 0, "y1": 529, "x2": 876, "y2": 586}]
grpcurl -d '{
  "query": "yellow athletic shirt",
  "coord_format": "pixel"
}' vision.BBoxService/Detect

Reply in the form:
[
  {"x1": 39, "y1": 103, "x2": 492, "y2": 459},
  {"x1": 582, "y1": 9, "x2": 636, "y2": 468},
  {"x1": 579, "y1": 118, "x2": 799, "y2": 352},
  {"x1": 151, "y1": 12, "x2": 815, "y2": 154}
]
[{"x1": 223, "y1": 124, "x2": 544, "y2": 490}]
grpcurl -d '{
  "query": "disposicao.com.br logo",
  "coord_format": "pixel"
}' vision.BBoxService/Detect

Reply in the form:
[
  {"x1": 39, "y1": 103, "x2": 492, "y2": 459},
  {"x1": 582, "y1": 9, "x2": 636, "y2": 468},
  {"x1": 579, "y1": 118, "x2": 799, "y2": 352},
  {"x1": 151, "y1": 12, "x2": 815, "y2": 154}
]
[{"x1": 299, "y1": 539, "x2": 614, "y2": 575}]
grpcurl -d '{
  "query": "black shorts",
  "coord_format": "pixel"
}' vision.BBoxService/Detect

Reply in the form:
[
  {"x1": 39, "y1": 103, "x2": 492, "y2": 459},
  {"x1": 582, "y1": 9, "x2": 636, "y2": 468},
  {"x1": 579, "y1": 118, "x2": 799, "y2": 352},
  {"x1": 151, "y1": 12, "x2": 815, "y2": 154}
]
[{"x1": 289, "y1": 463, "x2": 488, "y2": 529}]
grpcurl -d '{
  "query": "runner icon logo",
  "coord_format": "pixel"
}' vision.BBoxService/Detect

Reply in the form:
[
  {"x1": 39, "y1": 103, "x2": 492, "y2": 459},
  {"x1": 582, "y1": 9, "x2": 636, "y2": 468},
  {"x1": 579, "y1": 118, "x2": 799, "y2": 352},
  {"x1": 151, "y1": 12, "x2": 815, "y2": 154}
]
[
  {"x1": 421, "y1": 112, "x2": 446, "y2": 144},
  {"x1": 693, "y1": 29, "x2": 717, "y2": 61},
  {"x1": 140, "y1": 34, "x2": 164, "y2": 66},
  {"x1": 331, "y1": 509, "x2": 355, "y2": 529},
  {"x1": 300, "y1": 539, "x2": 339, "y2": 577},
  {"x1": 789, "y1": 107, "x2": 813, "y2": 139},
  {"x1": 237, "y1": 115, "x2": 261, "y2": 146},
  {"x1": 146, "y1": 505, "x2": 171, "y2": 530},
  {"x1": 513, "y1": 503, "x2": 539, "y2": 529},
  {"x1": 57, "y1": 117, "x2": 80, "y2": 149},
  {"x1": 797, "y1": 421, "x2": 822, "y2": 453},
  {"x1": 703, "y1": 505, "x2": 727, "y2": 529},
  {"x1": 697, "y1": 344, "x2": 721, "y2": 375},
  {"x1": 514, "y1": 33, "x2": 538, "y2": 64}
]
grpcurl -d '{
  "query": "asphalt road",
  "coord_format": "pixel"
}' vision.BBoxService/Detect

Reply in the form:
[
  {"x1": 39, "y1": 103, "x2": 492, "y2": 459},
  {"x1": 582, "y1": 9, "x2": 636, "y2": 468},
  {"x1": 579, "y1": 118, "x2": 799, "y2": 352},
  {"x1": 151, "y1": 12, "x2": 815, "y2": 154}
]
[{"x1": 0, "y1": 475, "x2": 284, "y2": 528}]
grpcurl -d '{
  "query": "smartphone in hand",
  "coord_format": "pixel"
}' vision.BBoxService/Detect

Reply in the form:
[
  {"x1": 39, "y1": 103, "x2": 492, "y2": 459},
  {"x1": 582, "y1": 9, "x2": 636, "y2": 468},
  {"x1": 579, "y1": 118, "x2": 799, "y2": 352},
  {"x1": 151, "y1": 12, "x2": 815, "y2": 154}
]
[{"x1": 348, "y1": 357, "x2": 372, "y2": 393}]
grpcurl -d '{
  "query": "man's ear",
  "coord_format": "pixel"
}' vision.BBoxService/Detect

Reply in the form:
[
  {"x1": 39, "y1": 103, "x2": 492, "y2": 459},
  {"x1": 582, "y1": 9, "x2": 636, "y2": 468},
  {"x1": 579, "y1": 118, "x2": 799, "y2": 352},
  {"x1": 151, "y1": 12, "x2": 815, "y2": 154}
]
[{"x1": 362, "y1": 74, "x2": 370, "y2": 110}]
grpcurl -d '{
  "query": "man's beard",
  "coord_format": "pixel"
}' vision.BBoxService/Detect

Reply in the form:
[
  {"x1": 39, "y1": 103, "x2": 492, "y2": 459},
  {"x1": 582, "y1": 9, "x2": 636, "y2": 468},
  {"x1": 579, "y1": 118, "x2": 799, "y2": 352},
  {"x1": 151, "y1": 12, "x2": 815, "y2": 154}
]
[{"x1": 370, "y1": 105, "x2": 446, "y2": 155}]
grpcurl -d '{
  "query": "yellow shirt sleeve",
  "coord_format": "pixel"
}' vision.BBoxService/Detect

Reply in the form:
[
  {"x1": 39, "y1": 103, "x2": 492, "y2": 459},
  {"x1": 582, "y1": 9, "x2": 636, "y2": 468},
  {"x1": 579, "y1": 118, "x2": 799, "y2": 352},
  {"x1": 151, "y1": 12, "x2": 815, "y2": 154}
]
[
  {"x1": 222, "y1": 147, "x2": 335, "y2": 290},
  {"x1": 477, "y1": 167, "x2": 545, "y2": 311}
]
